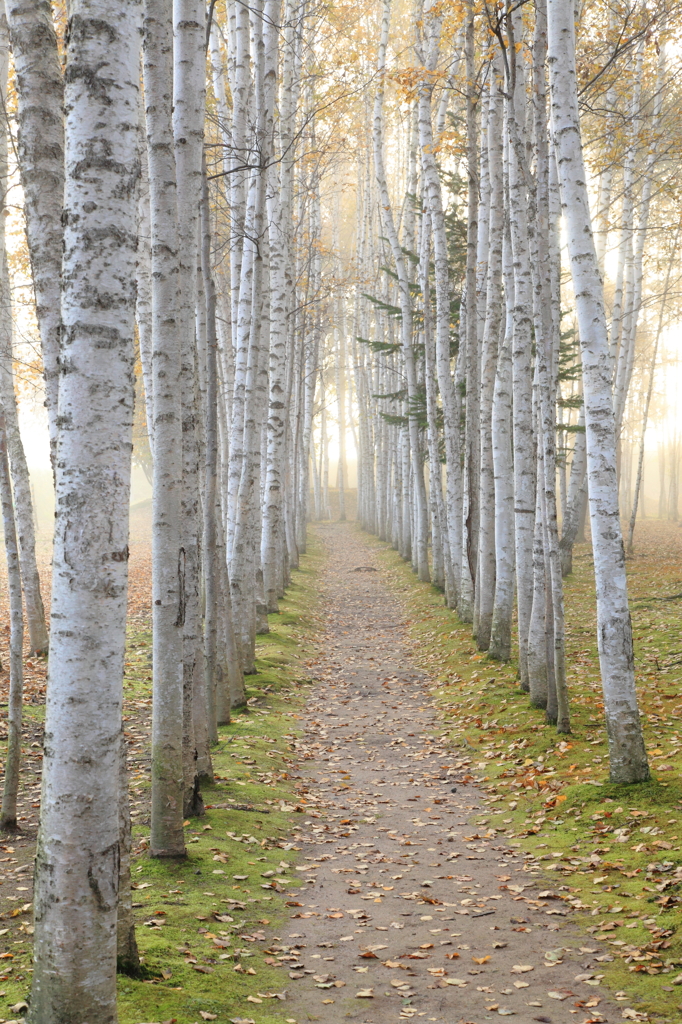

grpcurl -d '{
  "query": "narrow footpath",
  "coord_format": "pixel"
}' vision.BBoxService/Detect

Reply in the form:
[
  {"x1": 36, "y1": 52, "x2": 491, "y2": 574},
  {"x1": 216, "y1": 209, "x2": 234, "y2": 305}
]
[{"x1": 279, "y1": 524, "x2": 621, "y2": 1024}]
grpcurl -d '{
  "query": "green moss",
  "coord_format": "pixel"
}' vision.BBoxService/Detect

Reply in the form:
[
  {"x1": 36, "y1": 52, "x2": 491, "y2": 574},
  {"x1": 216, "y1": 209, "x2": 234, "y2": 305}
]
[
  {"x1": 117, "y1": 535, "x2": 324, "y2": 1024},
  {"x1": 0, "y1": 532, "x2": 323, "y2": 1024}
]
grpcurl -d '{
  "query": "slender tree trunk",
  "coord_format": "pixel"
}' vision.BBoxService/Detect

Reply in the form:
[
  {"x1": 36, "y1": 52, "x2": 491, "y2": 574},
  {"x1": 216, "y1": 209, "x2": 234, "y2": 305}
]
[
  {"x1": 5, "y1": 0, "x2": 64, "y2": 463},
  {"x1": 0, "y1": 411, "x2": 24, "y2": 830},
  {"x1": 460, "y1": 2, "x2": 478, "y2": 622},
  {"x1": 560, "y1": 408, "x2": 587, "y2": 576},
  {"x1": 201, "y1": 157, "x2": 221, "y2": 743},
  {"x1": 505, "y1": 19, "x2": 535, "y2": 691},
  {"x1": 29, "y1": 3, "x2": 142, "y2": 1018},
  {"x1": 420, "y1": 213, "x2": 446, "y2": 590},
  {"x1": 548, "y1": 0, "x2": 649, "y2": 784},
  {"x1": 475, "y1": 52, "x2": 503, "y2": 650},
  {"x1": 527, "y1": 427, "x2": 548, "y2": 710},
  {"x1": 373, "y1": 0, "x2": 429, "y2": 582},
  {"x1": 628, "y1": 220, "x2": 680, "y2": 552},
  {"x1": 116, "y1": 735, "x2": 139, "y2": 974},
  {"x1": 417, "y1": 0, "x2": 458, "y2": 605},
  {"x1": 144, "y1": 0, "x2": 187, "y2": 859},
  {"x1": 0, "y1": 263, "x2": 48, "y2": 656},
  {"x1": 174, "y1": 0, "x2": 209, "y2": 808},
  {"x1": 489, "y1": 226, "x2": 515, "y2": 661},
  {"x1": 0, "y1": 14, "x2": 48, "y2": 658},
  {"x1": 531, "y1": 0, "x2": 569, "y2": 733}
]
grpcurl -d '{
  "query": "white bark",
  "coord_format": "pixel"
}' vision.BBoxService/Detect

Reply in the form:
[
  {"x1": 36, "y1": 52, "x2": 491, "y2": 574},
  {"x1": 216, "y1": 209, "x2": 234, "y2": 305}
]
[
  {"x1": 476, "y1": 53, "x2": 503, "y2": 650},
  {"x1": 201, "y1": 158, "x2": 222, "y2": 737},
  {"x1": 459, "y1": 6, "x2": 480, "y2": 622},
  {"x1": 0, "y1": 410, "x2": 23, "y2": 830},
  {"x1": 548, "y1": 0, "x2": 649, "y2": 784},
  {"x1": 5, "y1": 0, "x2": 63, "y2": 462},
  {"x1": 0, "y1": 275, "x2": 48, "y2": 657},
  {"x1": 29, "y1": 2, "x2": 142, "y2": 1018},
  {"x1": 0, "y1": 12, "x2": 47, "y2": 657},
  {"x1": 489, "y1": 227, "x2": 515, "y2": 662},
  {"x1": 416, "y1": 0, "x2": 459, "y2": 605},
  {"x1": 608, "y1": 42, "x2": 643, "y2": 374},
  {"x1": 173, "y1": 0, "x2": 207, "y2": 808},
  {"x1": 531, "y1": 0, "x2": 569, "y2": 732},
  {"x1": 136, "y1": 101, "x2": 154, "y2": 451},
  {"x1": 505, "y1": 27, "x2": 535, "y2": 691},
  {"x1": 116, "y1": 735, "x2": 139, "y2": 973},
  {"x1": 143, "y1": 0, "x2": 186, "y2": 857},
  {"x1": 261, "y1": 4, "x2": 288, "y2": 611},
  {"x1": 420, "y1": 212, "x2": 446, "y2": 590},
  {"x1": 373, "y1": 0, "x2": 429, "y2": 582}
]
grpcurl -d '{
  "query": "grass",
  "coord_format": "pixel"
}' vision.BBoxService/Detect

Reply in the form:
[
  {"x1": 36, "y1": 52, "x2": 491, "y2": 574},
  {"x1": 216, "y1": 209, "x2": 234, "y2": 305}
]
[
  {"x1": 364, "y1": 520, "x2": 682, "y2": 1024},
  {"x1": 0, "y1": 532, "x2": 324, "y2": 1024},
  {"x1": 118, "y1": 535, "x2": 325, "y2": 1024}
]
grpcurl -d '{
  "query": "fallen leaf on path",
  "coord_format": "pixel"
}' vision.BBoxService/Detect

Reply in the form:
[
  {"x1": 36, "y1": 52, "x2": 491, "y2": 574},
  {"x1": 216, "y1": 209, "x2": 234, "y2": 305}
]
[
  {"x1": 547, "y1": 990, "x2": 573, "y2": 1000},
  {"x1": 511, "y1": 965, "x2": 533, "y2": 973},
  {"x1": 355, "y1": 988, "x2": 374, "y2": 998},
  {"x1": 473, "y1": 955, "x2": 491, "y2": 964}
]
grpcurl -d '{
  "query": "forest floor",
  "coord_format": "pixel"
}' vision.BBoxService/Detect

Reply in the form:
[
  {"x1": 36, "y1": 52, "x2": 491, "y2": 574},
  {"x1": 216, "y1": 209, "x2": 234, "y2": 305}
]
[{"x1": 1, "y1": 511, "x2": 682, "y2": 1023}]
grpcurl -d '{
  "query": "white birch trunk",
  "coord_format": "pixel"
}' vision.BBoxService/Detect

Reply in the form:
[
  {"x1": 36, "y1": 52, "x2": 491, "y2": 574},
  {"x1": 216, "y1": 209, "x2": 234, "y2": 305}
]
[
  {"x1": 143, "y1": 0, "x2": 186, "y2": 857},
  {"x1": 489, "y1": 227, "x2": 515, "y2": 662},
  {"x1": 475, "y1": 53, "x2": 503, "y2": 650},
  {"x1": 608, "y1": 44, "x2": 643, "y2": 374},
  {"x1": 116, "y1": 735, "x2": 139, "y2": 973},
  {"x1": 459, "y1": 5, "x2": 479, "y2": 622},
  {"x1": 173, "y1": 0, "x2": 208, "y2": 809},
  {"x1": 505, "y1": 24, "x2": 535, "y2": 690},
  {"x1": 416, "y1": 0, "x2": 459, "y2": 605},
  {"x1": 547, "y1": 0, "x2": 649, "y2": 784},
  {"x1": 0, "y1": 410, "x2": 23, "y2": 830},
  {"x1": 136, "y1": 102, "x2": 154, "y2": 451},
  {"x1": 0, "y1": 264, "x2": 48, "y2": 656},
  {"x1": 0, "y1": 13, "x2": 47, "y2": 657},
  {"x1": 373, "y1": 0, "x2": 429, "y2": 582},
  {"x1": 29, "y1": 2, "x2": 142, "y2": 1017},
  {"x1": 531, "y1": 0, "x2": 569, "y2": 732},
  {"x1": 5, "y1": 0, "x2": 64, "y2": 462}
]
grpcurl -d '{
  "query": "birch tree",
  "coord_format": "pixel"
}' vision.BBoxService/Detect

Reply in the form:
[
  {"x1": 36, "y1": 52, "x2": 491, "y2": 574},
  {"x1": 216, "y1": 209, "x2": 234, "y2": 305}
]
[
  {"x1": 0, "y1": 410, "x2": 23, "y2": 830},
  {"x1": 547, "y1": 0, "x2": 649, "y2": 783},
  {"x1": 5, "y1": 0, "x2": 63, "y2": 462},
  {"x1": 29, "y1": 0, "x2": 142, "y2": 1019},
  {"x1": 143, "y1": 0, "x2": 186, "y2": 857},
  {"x1": 373, "y1": 0, "x2": 429, "y2": 582}
]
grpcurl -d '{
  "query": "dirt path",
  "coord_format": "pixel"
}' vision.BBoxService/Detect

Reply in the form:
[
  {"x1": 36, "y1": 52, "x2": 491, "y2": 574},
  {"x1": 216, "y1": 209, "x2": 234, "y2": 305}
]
[{"x1": 278, "y1": 524, "x2": 622, "y2": 1024}]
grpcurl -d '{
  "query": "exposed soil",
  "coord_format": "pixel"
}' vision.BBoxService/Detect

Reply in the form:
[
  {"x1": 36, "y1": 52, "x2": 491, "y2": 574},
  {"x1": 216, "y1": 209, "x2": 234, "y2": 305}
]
[{"x1": 279, "y1": 523, "x2": 621, "y2": 1024}]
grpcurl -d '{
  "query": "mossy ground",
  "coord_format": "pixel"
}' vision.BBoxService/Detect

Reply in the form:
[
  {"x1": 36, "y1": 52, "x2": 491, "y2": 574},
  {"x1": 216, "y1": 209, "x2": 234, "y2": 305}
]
[
  {"x1": 118, "y1": 534, "x2": 325, "y2": 1024},
  {"x1": 0, "y1": 532, "x2": 324, "y2": 1024},
  {"x1": 364, "y1": 519, "x2": 682, "y2": 1024}
]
